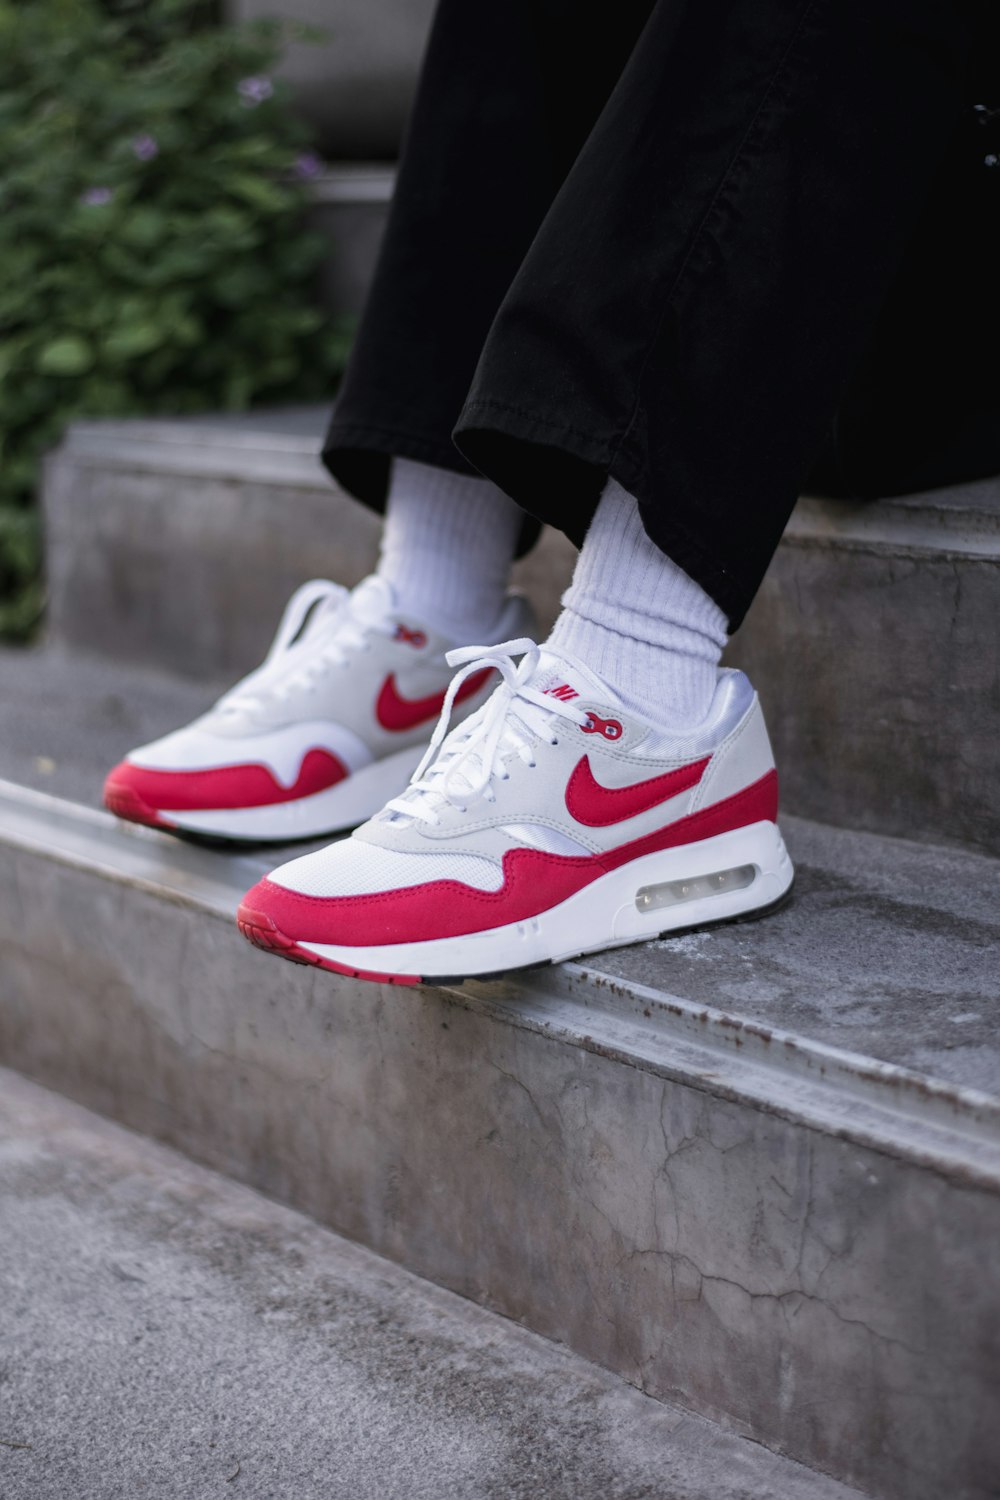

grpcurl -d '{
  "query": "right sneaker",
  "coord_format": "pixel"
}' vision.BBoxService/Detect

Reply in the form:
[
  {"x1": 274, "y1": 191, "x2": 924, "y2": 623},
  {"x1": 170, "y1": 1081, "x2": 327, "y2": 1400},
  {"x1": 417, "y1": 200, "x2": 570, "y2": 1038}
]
[
  {"x1": 236, "y1": 640, "x2": 794, "y2": 984},
  {"x1": 103, "y1": 576, "x2": 535, "y2": 843}
]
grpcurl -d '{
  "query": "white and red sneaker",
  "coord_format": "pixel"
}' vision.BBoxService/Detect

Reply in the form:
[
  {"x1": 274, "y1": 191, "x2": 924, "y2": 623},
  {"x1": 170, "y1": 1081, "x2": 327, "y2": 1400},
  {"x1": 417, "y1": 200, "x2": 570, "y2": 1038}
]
[
  {"x1": 236, "y1": 639, "x2": 794, "y2": 981},
  {"x1": 104, "y1": 577, "x2": 534, "y2": 843}
]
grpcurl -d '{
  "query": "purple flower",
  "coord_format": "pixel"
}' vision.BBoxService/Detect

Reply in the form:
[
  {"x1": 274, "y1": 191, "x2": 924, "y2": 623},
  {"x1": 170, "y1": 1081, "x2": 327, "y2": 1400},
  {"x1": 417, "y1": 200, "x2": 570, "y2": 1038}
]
[
  {"x1": 237, "y1": 76, "x2": 274, "y2": 107},
  {"x1": 293, "y1": 151, "x2": 322, "y2": 180},
  {"x1": 132, "y1": 133, "x2": 159, "y2": 161},
  {"x1": 81, "y1": 187, "x2": 114, "y2": 206}
]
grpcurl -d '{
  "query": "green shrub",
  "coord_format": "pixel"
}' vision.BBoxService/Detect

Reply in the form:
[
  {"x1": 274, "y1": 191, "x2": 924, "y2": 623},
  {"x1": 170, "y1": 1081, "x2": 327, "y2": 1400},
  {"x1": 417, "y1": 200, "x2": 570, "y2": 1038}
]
[{"x1": 0, "y1": 0, "x2": 349, "y2": 639}]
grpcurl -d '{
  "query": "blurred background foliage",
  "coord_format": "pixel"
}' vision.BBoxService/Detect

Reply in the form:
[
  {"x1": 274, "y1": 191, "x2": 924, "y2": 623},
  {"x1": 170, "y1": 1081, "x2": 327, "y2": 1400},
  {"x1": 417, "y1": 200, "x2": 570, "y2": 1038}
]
[{"x1": 0, "y1": 0, "x2": 349, "y2": 639}]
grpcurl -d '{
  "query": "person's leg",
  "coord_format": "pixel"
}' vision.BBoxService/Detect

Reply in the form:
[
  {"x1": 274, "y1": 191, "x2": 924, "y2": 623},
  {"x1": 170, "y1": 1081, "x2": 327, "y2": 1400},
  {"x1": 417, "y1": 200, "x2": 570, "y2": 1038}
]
[
  {"x1": 326, "y1": 0, "x2": 980, "y2": 756},
  {"x1": 454, "y1": 0, "x2": 982, "y2": 630},
  {"x1": 323, "y1": 0, "x2": 672, "y2": 701},
  {"x1": 234, "y1": 0, "x2": 985, "y2": 979},
  {"x1": 323, "y1": 0, "x2": 656, "y2": 540}
]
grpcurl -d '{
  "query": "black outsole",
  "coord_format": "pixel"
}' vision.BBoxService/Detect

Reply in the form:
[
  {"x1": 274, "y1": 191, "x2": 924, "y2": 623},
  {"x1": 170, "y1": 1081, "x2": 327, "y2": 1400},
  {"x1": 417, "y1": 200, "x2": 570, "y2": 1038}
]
[{"x1": 150, "y1": 823, "x2": 359, "y2": 854}]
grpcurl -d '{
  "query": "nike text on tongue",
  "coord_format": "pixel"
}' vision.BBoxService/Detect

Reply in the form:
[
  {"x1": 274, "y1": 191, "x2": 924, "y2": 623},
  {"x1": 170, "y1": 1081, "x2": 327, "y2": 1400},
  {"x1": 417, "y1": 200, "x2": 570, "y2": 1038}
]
[{"x1": 526, "y1": 645, "x2": 619, "y2": 707}]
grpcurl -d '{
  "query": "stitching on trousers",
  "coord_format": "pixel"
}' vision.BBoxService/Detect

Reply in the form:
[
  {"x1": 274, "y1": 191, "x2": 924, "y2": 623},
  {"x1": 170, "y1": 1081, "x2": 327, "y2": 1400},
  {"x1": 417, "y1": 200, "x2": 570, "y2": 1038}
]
[
  {"x1": 458, "y1": 398, "x2": 617, "y2": 451},
  {"x1": 325, "y1": 420, "x2": 467, "y2": 450}
]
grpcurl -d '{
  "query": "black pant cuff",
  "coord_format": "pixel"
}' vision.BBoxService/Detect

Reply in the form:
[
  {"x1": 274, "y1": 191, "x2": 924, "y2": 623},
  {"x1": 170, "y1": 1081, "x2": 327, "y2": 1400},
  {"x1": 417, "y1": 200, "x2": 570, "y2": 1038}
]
[{"x1": 322, "y1": 413, "x2": 544, "y2": 561}]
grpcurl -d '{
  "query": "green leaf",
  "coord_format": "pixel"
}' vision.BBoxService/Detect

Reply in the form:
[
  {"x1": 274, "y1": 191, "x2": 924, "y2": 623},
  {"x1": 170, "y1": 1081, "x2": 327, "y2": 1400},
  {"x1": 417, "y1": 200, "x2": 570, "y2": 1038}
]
[
  {"x1": 226, "y1": 173, "x2": 292, "y2": 214},
  {"x1": 103, "y1": 322, "x2": 167, "y2": 360},
  {"x1": 0, "y1": 0, "x2": 351, "y2": 641},
  {"x1": 37, "y1": 336, "x2": 94, "y2": 376},
  {"x1": 119, "y1": 208, "x2": 168, "y2": 249}
]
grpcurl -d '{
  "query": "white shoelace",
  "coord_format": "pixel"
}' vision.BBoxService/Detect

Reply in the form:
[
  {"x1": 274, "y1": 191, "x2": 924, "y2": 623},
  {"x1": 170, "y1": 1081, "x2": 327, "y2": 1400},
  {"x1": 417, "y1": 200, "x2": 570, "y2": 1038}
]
[
  {"x1": 385, "y1": 640, "x2": 590, "y2": 827},
  {"x1": 217, "y1": 577, "x2": 394, "y2": 715}
]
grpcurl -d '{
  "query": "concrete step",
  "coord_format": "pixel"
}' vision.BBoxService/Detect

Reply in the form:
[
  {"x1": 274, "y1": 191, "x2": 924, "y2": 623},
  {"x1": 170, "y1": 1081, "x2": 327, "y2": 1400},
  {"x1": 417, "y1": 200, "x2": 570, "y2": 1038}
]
[
  {"x1": 42, "y1": 410, "x2": 1000, "y2": 852},
  {"x1": 2, "y1": 646, "x2": 999, "y2": 1500},
  {"x1": 309, "y1": 164, "x2": 394, "y2": 318},
  {"x1": 1, "y1": 1070, "x2": 867, "y2": 1500},
  {"x1": 726, "y1": 476, "x2": 1000, "y2": 857},
  {"x1": 41, "y1": 408, "x2": 578, "y2": 680}
]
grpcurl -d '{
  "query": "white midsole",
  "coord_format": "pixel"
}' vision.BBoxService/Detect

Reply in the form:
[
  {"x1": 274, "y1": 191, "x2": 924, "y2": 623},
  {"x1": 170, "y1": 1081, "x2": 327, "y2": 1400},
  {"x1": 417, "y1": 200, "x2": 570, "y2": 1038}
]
[
  {"x1": 165, "y1": 744, "x2": 424, "y2": 841},
  {"x1": 299, "y1": 820, "x2": 794, "y2": 977}
]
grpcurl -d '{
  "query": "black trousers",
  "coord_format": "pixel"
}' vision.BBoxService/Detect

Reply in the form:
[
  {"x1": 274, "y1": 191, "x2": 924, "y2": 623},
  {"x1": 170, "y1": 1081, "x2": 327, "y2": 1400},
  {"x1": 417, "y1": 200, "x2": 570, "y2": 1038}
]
[{"x1": 324, "y1": 0, "x2": 998, "y2": 629}]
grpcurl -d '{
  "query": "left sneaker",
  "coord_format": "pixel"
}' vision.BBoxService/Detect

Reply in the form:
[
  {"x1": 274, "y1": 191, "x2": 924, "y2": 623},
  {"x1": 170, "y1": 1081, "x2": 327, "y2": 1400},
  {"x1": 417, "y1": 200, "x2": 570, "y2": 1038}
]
[
  {"x1": 237, "y1": 638, "x2": 794, "y2": 984},
  {"x1": 103, "y1": 577, "x2": 532, "y2": 844}
]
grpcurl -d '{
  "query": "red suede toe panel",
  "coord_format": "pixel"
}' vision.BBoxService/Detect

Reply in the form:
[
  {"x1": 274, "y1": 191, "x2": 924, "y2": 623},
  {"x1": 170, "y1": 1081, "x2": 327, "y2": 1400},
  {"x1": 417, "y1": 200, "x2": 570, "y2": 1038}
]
[
  {"x1": 242, "y1": 857, "x2": 595, "y2": 947},
  {"x1": 105, "y1": 750, "x2": 348, "y2": 812}
]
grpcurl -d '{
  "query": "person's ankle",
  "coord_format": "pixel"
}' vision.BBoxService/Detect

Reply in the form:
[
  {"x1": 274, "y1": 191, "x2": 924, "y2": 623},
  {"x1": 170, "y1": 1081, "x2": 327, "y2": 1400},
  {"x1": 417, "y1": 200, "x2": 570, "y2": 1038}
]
[
  {"x1": 376, "y1": 457, "x2": 523, "y2": 643},
  {"x1": 546, "y1": 609, "x2": 721, "y2": 733},
  {"x1": 545, "y1": 477, "x2": 728, "y2": 733}
]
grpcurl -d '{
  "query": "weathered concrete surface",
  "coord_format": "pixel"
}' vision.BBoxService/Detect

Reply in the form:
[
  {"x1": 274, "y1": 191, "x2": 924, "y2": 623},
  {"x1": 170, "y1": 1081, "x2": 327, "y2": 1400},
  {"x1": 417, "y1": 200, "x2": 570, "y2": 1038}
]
[
  {"x1": 1, "y1": 1069, "x2": 869, "y2": 1500},
  {"x1": 727, "y1": 478, "x2": 1000, "y2": 856},
  {"x1": 311, "y1": 166, "x2": 394, "y2": 317},
  {"x1": 41, "y1": 411, "x2": 576, "y2": 678},
  {"x1": 2, "y1": 792, "x2": 999, "y2": 1499},
  {"x1": 42, "y1": 410, "x2": 381, "y2": 680},
  {"x1": 600, "y1": 816, "x2": 1000, "y2": 1096},
  {"x1": 0, "y1": 646, "x2": 225, "y2": 806}
]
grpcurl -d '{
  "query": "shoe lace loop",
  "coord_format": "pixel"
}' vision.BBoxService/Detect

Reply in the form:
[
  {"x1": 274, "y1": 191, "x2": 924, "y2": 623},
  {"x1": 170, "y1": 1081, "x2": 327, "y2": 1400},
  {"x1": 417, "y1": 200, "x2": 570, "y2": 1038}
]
[{"x1": 385, "y1": 639, "x2": 589, "y2": 826}]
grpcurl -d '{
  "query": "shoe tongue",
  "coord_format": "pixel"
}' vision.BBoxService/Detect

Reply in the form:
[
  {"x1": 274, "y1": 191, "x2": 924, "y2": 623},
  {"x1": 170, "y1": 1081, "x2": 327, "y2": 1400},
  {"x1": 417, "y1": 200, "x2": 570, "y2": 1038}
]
[{"x1": 526, "y1": 648, "x2": 623, "y2": 709}]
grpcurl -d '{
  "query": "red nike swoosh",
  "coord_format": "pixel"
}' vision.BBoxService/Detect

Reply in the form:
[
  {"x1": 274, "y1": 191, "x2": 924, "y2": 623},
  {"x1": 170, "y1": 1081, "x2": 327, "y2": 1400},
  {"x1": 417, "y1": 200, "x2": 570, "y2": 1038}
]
[
  {"x1": 376, "y1": 667, "x2": 494, "y2": 732},
  {"x1": 565, "y1": 753, "x2": 710, "y2": 827}
]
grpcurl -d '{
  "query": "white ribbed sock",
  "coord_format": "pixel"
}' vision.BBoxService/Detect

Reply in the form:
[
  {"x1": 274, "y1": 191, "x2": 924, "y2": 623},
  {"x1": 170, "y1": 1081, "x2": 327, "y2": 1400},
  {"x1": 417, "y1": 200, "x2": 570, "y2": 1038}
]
[
  {"x1": 547, "y1": 478, "x2": 728, "y2": 731},
  {"x1": 377, "y1": 457, "x2": 523, "y2": 641}
]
